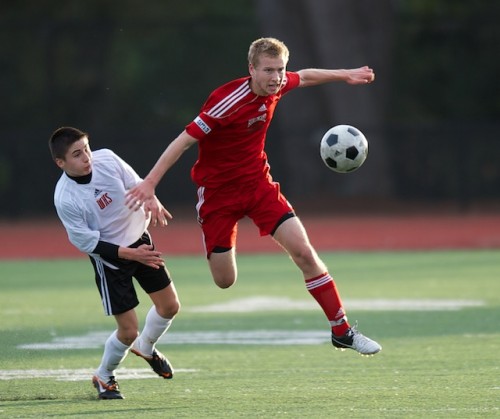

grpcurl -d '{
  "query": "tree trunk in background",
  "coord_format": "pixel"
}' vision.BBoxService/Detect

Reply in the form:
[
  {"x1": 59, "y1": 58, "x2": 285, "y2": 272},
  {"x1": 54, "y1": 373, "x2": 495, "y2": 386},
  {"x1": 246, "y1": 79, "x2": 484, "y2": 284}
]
[{"x1": 256, "y1": 0, "x2": 393, "y2": 204}]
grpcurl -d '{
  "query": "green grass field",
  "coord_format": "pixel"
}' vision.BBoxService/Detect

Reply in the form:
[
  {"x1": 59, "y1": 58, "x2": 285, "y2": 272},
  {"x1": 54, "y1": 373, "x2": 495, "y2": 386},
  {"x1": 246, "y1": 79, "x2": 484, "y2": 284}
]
[{"x1": 0, "y1": 250, "x2": 499, "y2": 418}]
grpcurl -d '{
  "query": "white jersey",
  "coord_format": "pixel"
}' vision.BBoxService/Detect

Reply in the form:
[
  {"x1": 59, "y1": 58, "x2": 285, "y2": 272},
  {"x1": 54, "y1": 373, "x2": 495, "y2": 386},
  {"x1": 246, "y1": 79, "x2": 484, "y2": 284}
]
[{"x1": 54, "y1": 148, "x2": 150, "y2": 254}]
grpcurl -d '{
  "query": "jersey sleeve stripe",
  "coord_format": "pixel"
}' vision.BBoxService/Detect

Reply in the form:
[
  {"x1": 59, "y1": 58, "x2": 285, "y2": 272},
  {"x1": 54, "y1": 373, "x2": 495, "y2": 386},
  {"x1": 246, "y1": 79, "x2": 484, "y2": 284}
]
[{"x1": 207, "y1": 81, "x2": 252, "y2": 118}]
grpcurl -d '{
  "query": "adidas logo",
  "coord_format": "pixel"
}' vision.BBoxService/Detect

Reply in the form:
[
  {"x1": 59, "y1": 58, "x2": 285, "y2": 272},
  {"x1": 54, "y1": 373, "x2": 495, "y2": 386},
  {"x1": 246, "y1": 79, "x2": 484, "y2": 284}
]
[
  {"x1": 94, "y1": 189, "x2": 102, "y2": 198},
  {"x1": 258, "y1": 104, "x2": 267, "y2": 112}
]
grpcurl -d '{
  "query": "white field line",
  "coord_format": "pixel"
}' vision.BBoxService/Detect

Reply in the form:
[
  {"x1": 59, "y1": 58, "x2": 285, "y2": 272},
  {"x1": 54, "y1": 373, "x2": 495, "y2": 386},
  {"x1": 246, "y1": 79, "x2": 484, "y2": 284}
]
[
  {"x1": 188, "y1": 297, "x2": 485, "y2": 313},
  {"x1": 0, "y1": 368, "x2": 197, "y2": 381},
  {"x1": 17, "y1": 330, "x2": 330, "y2": 351},
  {"x1": 15, "y1": 297, "x2": 484, "y2": 351}
]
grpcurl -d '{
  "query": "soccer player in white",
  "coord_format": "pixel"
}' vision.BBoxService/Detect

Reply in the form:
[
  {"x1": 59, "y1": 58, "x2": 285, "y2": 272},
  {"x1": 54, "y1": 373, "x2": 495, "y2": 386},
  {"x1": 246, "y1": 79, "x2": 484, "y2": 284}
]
[{"x1": 50, "y1": 126, "x2": 180, "y2": 399}]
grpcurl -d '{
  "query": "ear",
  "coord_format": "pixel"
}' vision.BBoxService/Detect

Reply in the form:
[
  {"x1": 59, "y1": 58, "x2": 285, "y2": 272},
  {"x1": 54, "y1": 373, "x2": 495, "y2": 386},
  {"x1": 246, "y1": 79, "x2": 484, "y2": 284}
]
[
  {"x1": 55, "y1": 158, "x2": 65, "y2": 169},
  {"x1": 249, "y1": 63, "x2": 255, "y2": 76}
]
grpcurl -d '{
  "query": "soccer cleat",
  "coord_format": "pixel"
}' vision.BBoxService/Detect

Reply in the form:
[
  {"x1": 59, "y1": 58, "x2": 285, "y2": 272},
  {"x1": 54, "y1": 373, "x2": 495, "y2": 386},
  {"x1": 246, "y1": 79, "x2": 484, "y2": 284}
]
[
  {"x1": 92, "y1": 375, "x2": 124, "y2": 400},
  {"x1": 130, "y1": 348, "x2": 174, "y2": 379},
  {"x1": 331, "y1": 325, "x2": 382, "y2": 356}
]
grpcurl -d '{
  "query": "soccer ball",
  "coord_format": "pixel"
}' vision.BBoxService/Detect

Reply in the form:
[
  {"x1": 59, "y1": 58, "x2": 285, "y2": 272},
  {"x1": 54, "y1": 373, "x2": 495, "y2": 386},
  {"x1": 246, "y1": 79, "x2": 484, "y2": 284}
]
[{"x1": 319, "y1": 125, "x2": 368, "y2": 173}]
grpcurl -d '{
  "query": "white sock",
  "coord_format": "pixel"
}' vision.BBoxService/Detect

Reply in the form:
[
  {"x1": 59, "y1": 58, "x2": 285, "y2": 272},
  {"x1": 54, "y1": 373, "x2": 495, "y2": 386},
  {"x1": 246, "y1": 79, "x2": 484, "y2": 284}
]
[
  {"x1": 134, "y1": 306, "x2": 173, "y2": 355},
  {"x1": 95, "y1": 330, "x2": 131, "y2": 381}
]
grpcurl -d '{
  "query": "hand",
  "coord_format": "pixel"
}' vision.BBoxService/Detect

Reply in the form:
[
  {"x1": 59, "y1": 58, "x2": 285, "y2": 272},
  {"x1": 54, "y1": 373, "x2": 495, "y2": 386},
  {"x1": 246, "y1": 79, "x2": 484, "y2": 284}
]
[
  {"x1": 144, "y1": 196, "x2": 173, "y2": 227},
  {"x1": 126, "y1": 179, "x2": 156, "y2": 210},
  {"x1": 130, "y1": 244, "x2": 165, "y2": 269},
  {"x1": 345, "y1": 66, "x2": 375, "y2": 85}
]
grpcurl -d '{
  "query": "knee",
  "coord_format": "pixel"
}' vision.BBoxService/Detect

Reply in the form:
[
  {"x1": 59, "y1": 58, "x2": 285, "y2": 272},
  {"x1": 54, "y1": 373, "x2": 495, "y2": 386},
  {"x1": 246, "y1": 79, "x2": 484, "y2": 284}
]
[
  {"x1": 292, "y1": 246, "x2": 313, "y2": 263},
  {"x1": 292, "y1": 246, "x2": 322, "y2": 270},
  {"x1": 169, "y1": 299, "x2": 181, "y2": 317},
  {"x1": 214, "y1": 274, "x2": 237, "y2": 289},
  {"x1": 157, "y1": 299, "x2": 181, "y2": 319},
  {"x1": 208, "y1": 249, "x2": 237, "y2": 289},
  {"x1": 118, "y1": 329, "x2": 139, "y2": 346}
]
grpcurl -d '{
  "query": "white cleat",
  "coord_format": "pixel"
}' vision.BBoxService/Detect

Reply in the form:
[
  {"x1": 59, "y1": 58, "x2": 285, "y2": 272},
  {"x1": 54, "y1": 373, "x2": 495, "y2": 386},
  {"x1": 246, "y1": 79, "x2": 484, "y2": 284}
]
[{"x1": 331, "y1": 325, "x2": 382, "y2": 356}]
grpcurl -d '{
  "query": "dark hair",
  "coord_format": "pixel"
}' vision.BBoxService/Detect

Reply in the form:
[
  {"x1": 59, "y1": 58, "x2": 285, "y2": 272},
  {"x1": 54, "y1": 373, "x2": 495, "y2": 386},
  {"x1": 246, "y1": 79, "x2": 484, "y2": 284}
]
[{"x1": 49, "y1": 126, "x2": 88, "y2": 160}]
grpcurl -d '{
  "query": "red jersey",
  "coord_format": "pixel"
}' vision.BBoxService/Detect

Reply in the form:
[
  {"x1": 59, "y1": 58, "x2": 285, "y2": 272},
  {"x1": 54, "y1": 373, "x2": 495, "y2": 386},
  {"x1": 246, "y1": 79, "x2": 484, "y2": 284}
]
[{"x1": 185, "y1": 71, "x2": 301, "y2": 188}]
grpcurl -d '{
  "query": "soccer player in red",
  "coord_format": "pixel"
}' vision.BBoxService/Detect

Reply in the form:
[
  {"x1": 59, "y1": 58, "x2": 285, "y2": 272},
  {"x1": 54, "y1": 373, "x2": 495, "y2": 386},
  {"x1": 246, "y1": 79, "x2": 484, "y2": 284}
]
[{"x1": 127, "y1": 37, "x2": 381, "y2": 355}]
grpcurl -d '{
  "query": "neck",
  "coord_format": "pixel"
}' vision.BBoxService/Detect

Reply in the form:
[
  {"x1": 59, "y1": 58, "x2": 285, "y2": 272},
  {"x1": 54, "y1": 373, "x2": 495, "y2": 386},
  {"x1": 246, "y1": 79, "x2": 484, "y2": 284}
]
[{"x1": 67, "y1": 171, "x2": 92, "y2": 184}]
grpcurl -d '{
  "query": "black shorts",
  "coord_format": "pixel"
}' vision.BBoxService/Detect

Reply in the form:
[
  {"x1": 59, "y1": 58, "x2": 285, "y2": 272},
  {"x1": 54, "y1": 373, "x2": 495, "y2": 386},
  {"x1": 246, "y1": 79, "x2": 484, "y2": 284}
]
[{"x1": 89, "y1": 231, "x2": 171, "y2": 316}]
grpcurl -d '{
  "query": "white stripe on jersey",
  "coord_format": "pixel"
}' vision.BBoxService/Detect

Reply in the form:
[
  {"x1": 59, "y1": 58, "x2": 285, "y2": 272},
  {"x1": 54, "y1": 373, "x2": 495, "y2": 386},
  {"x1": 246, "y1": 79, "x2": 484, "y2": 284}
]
[
  {"x1": 306, "y1": 273, "x2": 332, "y2": 290},
  {"x1": 206, "y1": 80, "x2": 251, "y2": 118}
]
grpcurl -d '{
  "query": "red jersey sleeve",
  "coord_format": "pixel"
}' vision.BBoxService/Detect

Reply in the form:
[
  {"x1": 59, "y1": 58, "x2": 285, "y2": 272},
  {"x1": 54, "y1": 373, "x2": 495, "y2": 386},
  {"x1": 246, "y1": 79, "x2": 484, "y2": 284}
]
[{"x1": 282, "y1": 71, "x2": 300, "y2": 94}]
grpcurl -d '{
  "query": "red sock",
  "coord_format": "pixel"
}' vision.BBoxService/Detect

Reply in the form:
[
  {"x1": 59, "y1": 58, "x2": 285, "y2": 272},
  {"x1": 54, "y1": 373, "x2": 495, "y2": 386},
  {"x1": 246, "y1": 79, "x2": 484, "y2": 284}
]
[{"x1": 305, "y1": 272, "x2": 350, "y2": 336}]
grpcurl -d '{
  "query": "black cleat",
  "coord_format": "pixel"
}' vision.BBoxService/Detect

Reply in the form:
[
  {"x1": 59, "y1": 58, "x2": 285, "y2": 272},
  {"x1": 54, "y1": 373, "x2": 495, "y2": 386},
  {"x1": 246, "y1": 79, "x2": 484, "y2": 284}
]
[
  {"x1": 131, "y1": 348, "x2": 174, "y2": 379},
  {"x1": 92, "y1": 375, "x2": 124, "y2": 400}
]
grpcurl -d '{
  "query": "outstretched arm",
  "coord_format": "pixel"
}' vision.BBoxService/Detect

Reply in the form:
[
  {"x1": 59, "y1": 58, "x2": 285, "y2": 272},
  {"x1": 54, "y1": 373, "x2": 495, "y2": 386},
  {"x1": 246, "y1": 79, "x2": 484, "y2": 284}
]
[
  {"x1": 297, "y1": 66, "x2": 375, "y2": 87},
  {"x1": 143, "y1": 195, "x2": 173, "y2": 227},
  {"x1": 126, "y1": 130, "x2": 197, "y2": 209}
]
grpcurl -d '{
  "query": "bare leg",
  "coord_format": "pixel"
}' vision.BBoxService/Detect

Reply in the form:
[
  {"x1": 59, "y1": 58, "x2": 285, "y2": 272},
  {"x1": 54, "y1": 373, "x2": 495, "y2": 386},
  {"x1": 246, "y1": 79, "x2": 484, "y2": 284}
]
[
  {"x1": 148, "y1": 282, "x2": 180, "y2": 319},
  {"x1": 273, "y1": 217, "x2": 349, "y2": 334},
  {"x1": 272, "y1": 217, "x2": 326, "y2": 279},
  {"x1": 208, "y1": 248, "x2": 238, "y2": 289}
]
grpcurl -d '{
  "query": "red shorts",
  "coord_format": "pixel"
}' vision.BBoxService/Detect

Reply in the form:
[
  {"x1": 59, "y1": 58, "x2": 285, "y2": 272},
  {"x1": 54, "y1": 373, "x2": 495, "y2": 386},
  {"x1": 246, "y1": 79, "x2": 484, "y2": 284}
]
[{"x1": 196, "y1": 177, "x2": 295, "y2": 257}]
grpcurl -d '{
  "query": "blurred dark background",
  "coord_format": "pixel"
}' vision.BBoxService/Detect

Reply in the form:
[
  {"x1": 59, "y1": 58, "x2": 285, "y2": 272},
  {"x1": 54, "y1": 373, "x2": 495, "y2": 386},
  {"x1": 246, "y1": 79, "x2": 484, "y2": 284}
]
[{"x1": 1, "y1": 0, "x2": 499, "y2": 219}]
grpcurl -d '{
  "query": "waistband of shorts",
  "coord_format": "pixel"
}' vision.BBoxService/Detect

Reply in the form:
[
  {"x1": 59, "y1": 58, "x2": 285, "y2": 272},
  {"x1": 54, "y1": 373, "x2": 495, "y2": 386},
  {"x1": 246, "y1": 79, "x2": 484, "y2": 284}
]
[{"x1": 128, "y1": 231, "x2": 151, "y2": 248}]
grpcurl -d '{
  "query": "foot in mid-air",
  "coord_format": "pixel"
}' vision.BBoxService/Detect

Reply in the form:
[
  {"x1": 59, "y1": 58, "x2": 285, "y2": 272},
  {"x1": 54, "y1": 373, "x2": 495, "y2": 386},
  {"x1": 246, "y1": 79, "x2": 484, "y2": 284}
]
[
  {"x1": 131, "y1": 348, "x2": 174, "y2": 379},
  {"x1": 92, "y1": 375, "x2": 124, "y2": 400},
  {"x1": 331, "y1": 325, "x2": 382, "y2": 356}
]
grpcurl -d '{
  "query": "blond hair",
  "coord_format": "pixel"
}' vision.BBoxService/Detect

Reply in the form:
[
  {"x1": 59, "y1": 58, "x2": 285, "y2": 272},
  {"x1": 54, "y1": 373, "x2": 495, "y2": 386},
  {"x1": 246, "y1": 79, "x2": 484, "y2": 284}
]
[{"x1": 248, "y1": 37, "x2": 290, "y2": 67}]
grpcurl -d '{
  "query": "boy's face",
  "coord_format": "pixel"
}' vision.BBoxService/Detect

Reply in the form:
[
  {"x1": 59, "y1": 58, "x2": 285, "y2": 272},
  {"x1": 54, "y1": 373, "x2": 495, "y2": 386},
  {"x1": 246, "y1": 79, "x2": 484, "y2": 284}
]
[
  {"x1": 55, "y1": 136, "x2": 92, "y2": 177},
  {"x1": 249, "y1": 53, "x2": 287, "y2": 96}
]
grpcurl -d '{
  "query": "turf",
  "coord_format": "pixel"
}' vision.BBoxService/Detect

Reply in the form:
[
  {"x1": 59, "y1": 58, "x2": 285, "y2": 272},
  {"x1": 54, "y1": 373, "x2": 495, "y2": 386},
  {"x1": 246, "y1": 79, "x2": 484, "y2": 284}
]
[{"x1": 0, "y1": 250, "x2": 499, "y2": 418}]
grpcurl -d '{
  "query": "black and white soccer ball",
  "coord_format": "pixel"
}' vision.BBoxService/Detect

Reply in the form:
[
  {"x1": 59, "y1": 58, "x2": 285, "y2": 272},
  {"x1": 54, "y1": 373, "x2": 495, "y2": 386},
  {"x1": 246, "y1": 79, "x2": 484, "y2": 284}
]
[{"x1": 319, "y1": 124, "x2": 368, "y2": 173}]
